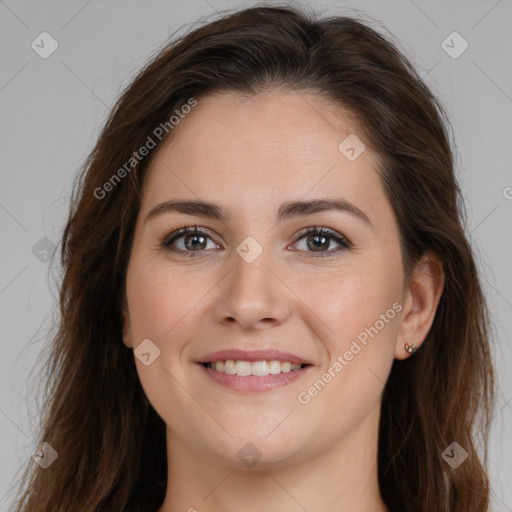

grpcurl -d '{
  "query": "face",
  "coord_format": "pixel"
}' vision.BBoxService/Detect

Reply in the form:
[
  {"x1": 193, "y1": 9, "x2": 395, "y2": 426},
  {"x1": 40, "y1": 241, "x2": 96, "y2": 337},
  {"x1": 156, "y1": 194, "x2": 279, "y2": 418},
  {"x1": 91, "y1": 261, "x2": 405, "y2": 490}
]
[{"x1": 123, "y1": 90, "x2": 409, "y2": 469}]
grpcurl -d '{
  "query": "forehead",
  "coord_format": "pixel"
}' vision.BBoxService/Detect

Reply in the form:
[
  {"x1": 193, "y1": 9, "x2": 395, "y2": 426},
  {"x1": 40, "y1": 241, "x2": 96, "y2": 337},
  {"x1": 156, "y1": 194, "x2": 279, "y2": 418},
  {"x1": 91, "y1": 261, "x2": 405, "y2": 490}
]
[{"x1": 142, "y1": 90, "x2": 387, "y2": 223}]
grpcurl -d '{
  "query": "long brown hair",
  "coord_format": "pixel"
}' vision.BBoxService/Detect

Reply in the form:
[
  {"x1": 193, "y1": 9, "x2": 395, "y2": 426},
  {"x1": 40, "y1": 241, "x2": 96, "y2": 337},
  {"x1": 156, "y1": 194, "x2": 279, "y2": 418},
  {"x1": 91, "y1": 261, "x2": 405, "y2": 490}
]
[{"x1": 11, "y1": 5, "x2": 494, "y2": 511}]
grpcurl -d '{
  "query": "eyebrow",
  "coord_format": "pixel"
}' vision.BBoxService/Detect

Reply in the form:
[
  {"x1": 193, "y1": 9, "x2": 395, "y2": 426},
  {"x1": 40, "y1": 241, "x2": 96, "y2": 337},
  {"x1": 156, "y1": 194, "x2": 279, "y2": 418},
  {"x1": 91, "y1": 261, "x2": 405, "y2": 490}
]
[{"x1": 145, "y1": 198, "x2": 372, "y2": 227}]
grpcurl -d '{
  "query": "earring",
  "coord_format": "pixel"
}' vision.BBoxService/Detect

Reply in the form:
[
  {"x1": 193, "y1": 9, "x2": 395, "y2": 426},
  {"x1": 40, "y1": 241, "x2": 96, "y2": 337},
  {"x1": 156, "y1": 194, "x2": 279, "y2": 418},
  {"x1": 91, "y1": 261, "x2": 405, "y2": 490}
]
[{"x1": 405, "y1": 342, "x2": 417, "y2": 354}]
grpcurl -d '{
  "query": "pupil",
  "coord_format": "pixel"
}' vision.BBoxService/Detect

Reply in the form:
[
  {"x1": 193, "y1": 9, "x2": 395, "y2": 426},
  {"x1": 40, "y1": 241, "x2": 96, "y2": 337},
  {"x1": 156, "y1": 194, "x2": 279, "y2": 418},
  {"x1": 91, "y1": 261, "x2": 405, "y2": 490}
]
[
  {"x1": 309, "y1": 235, "x2": 328, "y2": 251},
  {"x1": 186, "y1": 234, "x2": 206, "y2": 250}
]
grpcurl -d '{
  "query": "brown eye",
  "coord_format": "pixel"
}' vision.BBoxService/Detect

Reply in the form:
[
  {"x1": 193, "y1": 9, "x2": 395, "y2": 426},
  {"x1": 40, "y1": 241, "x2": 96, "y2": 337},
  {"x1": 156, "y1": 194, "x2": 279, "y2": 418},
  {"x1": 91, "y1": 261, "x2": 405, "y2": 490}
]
[
  {"x1": 292, "y1": 227, "x2": 351, "y2": 257},
  {"x1": 162, "y1": 226, "x2": 220, "y2": 256},
  {"x1": 182, "y1": 233, "x2": 208, "y2": 251},
  {"x1": 306, "y1": 233, "x2": 331, "y2": 252}
]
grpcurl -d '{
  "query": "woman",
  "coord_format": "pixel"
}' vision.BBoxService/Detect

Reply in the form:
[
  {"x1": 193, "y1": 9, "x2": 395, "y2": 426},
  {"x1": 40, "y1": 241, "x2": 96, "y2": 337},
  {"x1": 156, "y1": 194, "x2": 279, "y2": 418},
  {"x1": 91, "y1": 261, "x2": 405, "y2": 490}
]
[{"x1": 11, "y1": 5, "x2": 495, "y2": 512}]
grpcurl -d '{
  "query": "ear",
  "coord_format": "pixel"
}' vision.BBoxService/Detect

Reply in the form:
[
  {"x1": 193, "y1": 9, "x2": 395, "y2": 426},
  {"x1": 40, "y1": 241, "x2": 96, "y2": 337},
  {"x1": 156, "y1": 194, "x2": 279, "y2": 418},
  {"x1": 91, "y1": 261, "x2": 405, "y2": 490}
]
[
  {"x1": 395, "y1": 251, "x2": 445, "y2": 360},
  {"x1": 121, "y1": 294, "x2": 133, "y2": 349}
]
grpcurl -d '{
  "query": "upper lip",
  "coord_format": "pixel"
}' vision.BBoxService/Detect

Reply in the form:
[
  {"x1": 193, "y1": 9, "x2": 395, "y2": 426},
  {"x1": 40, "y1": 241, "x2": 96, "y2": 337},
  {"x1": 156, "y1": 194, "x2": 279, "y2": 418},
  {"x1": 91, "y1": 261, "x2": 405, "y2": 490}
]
[{"x1": 196, "y1": 349, "x2": 312, "y2": 365}]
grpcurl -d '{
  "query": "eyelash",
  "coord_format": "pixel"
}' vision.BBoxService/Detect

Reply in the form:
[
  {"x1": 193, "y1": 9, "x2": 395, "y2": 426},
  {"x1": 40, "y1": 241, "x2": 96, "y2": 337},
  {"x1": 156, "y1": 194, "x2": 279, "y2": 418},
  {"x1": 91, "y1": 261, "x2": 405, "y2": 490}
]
[{"x1": 161, "y1": 224, "x2": 352, "y2": 259}]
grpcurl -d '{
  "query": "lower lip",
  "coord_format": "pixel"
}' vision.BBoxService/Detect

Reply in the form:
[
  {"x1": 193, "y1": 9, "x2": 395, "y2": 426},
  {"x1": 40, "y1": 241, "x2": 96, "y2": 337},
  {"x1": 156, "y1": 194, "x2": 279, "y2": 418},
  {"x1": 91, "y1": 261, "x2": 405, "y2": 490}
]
[{"x1": 197, "y1": 364, "x2": 312, "y2": 392}]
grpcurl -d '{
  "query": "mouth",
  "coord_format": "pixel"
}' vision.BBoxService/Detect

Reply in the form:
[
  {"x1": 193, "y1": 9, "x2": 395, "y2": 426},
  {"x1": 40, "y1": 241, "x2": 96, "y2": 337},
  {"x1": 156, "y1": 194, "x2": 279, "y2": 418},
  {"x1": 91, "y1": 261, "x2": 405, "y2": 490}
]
[{"x1": 196, "y1": 349, "x2": 314, "y2": 393}]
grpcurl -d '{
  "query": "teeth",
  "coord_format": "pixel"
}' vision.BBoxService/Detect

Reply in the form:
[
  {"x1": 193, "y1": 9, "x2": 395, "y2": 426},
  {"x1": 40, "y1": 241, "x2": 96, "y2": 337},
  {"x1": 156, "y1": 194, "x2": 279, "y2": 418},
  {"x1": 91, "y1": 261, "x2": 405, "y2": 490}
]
[
  {"x1": 236, "y1": 360, "x2": 252, "y2": 376},
  {"x1": 251, "y1": 361, "x2": 269, "y2": 376},
  {"x1": 206, "y1": 360, "x2": 304, "y2": 376},
  {"x1": 281, "y1": 362, "x2": 292, "y2": 373},
  {"x1": 224, "y1": 360, "x2": 236, "y2": 374},
  {"x1": 268, "y1": 360, "x2": 282, "y2": 374}
]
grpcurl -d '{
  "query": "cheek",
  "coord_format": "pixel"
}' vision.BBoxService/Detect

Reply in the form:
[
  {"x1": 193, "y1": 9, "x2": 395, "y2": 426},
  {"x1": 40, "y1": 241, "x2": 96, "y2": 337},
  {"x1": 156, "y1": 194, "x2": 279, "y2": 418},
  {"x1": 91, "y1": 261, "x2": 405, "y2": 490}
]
[
  {"x1": 126, "y1": 255, "x2": 204, "y2": 340},
  {"x1": 125, "y1": 258, "x2": 204, "y2": 426},
  {"x1": 296, "y1": 262, "x2": 399, "y2": 346},
  {"x1": 296, "y1": 262, "x2": 400, "y2": 401}
]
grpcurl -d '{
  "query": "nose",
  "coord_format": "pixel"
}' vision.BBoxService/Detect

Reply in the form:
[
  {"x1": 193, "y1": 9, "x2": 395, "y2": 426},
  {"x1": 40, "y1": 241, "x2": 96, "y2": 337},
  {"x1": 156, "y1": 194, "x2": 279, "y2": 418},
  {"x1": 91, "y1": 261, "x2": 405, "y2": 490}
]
[{"x1": 212, "y1": 247, "x2": 293, "y2": 331}]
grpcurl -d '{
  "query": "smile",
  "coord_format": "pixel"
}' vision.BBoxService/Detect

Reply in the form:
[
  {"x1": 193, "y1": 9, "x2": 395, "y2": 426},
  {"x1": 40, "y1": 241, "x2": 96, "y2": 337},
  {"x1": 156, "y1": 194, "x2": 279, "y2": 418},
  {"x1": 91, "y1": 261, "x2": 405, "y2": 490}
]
[
  {"x1": 202, "y1": 360, "x2": 306, "y2": 375},
  {"x1": 198, "y1": 361, "x2": 312, "y2": 393},
  {"x1": 196, "y1": 348, "x2": 314, "y2": 392}
]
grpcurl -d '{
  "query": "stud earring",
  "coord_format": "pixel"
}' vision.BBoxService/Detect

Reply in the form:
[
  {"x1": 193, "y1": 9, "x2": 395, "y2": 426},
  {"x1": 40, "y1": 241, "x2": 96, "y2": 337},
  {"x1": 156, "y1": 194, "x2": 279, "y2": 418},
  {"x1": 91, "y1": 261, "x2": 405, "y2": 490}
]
[{"x1": 405, "y1": 342, "x2": 417, "y2": 354}]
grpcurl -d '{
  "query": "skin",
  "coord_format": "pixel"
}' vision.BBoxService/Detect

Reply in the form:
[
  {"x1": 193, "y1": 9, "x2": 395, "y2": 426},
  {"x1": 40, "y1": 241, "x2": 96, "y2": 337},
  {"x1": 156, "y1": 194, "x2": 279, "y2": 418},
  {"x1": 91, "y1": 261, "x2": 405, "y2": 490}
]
[{"x1": 122, "y1": 90, "x2": 444, "y2": 512}]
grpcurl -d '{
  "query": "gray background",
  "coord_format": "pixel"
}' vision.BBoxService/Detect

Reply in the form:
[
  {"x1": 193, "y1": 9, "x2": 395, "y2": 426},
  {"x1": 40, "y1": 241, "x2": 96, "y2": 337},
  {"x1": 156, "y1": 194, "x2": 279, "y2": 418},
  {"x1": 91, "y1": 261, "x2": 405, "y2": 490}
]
[{"x1": 1, "y1": 0, "x2": 511, "y2": 509}]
